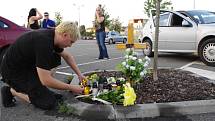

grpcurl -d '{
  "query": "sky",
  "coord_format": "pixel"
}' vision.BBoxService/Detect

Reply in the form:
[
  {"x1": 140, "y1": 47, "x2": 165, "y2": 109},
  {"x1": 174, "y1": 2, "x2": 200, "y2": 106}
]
[{"x1": 1, "y1": 0, "x2": 215, "y2": 28}]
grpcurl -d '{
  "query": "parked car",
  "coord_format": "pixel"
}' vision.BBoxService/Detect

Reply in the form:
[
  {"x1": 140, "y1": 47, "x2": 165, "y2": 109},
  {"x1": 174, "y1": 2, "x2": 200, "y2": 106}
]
[
  {"x1": 105, "y1": 31, "x2": 127, "y2": 44},
  {"x1": 140, "y1": 10, "x2": 215, "y2": 66},
  {"x1": 0, "y1": 16, "x2": 30, "y2": 48}
]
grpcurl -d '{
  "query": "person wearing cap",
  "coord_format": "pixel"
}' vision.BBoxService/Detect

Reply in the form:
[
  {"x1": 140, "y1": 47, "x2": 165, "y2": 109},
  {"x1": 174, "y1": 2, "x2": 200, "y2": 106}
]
[
  {"x1": 42, "y1": 12, "x2": 56, "y2": 29},
  {"x1": 0, "y1": 21, "x2": 85, "y2": 110}
]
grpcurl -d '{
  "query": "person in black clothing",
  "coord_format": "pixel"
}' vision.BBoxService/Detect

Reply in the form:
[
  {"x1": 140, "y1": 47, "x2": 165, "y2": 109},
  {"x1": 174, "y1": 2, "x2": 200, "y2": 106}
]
[
  {"x1": 0, "y1": 21, "x2": 85, "y2": 110},
  {"x1": 27, "y1": 8, "x2": 43, "y2": 30},
  {"x1": 95, "y1": 5, "x2": 109, "y2": 59}
]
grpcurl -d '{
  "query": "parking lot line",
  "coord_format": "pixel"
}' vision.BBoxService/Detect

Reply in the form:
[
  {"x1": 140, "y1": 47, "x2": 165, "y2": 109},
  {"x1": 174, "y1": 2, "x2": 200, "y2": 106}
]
[
  {"x1": 183, "y1": 67, "x2": 215, "y2": 80},
  {"x1": 180, "y1": 61, "x2": 196, "y2": 69},
  {"x1": 56, "y1": 56, "x2": 123, "y2": 70},
  {"x1": 55, "y1": 71, "x2": 73, "y2": 76}
]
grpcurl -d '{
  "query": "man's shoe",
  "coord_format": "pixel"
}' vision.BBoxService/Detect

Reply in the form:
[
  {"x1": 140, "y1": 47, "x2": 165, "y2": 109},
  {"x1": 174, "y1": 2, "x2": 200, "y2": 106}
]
[
  {"x1": 1, "y1": 86, "x2": 16, "y2": 107},
  {"x1": 95, "y1": 58, "x2": 103, "y2": 60}
]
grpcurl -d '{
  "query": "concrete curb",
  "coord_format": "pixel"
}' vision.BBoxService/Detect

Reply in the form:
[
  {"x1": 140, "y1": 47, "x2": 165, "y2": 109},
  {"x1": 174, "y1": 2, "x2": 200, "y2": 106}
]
[{"x1": 69, "y1": 69, "x2": 215, "y2": 119}]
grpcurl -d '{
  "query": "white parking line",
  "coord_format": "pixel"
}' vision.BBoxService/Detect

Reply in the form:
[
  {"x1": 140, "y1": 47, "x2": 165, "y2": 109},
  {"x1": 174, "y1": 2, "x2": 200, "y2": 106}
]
[
  {"x1": 74, "y1": 54, "x2": 89, "y2": 57},
  {"x1": 56, "y1": 56, "x2": 123, "y2": 70},
  {"x1": 55, "y1": 71, "x2": 73, "y2": 76},
  {"x1": 179, "y1": 61, "x2": 196, "y2": 69},
  {"x1": 183, "y1": 67, "x2": 215, "y2": 80},
  {"x1": 180, "y1": 60, "x2": 215, "y2": 80}
]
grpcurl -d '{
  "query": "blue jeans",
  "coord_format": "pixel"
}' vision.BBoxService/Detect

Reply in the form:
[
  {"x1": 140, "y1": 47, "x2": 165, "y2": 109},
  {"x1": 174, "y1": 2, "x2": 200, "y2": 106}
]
[{"x1": 96, "y1": 31, "x2": 109, "y2": 59}]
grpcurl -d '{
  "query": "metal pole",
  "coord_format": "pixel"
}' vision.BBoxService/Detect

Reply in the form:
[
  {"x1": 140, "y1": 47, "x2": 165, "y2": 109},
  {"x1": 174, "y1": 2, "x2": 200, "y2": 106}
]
[{"x1": 193, "y1": 0, "x2": 196, "y2": 9}]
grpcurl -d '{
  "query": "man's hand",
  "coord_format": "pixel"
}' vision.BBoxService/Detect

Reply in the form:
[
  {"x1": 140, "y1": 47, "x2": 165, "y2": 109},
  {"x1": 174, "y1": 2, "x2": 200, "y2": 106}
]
[
  {"x1": 69, "y1": 85, "x2": 84, "y2": 94},
  {"x1": 78, "y1": 75, "x2": 87, "y2": 84}
]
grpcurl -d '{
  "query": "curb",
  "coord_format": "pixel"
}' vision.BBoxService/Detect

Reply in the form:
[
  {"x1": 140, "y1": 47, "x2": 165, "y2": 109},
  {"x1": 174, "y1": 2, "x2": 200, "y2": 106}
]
[
  {"x1": 68, "y1": 69, "x2": 215, "y2": 119},
  {"x1": 66, "y1": 95, "x2": 215, "y2": 119}
]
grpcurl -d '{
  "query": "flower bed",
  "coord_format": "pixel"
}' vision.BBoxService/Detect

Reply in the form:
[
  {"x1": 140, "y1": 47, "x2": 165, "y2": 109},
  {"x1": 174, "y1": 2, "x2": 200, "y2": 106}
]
[
  {"x1": 77, "y1": 69, "x2": 215, "y2": 105},
  {"x1": 74, "y1": 48, "x2": 215, "y2": 106},
  {"x1": 75, "y1": 48, "x2": 150, "y2": 106}
]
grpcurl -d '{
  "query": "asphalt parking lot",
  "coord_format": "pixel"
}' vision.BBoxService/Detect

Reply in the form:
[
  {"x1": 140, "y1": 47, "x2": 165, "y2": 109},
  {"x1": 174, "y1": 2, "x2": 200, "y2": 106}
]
[{"x1": 1, "y1": 39, "x2": 215, "y2": 121}]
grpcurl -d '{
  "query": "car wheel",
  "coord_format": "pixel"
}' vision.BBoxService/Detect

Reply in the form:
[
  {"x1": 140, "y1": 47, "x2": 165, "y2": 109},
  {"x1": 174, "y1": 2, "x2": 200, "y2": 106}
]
[
  {"x1": 143, "y1": 39, "x2": 153, "y2": 57},
  {"x1": 199, "y1": 38, "x2": 215, "y2": 66},
  {"x1": 123, "y1": 38, "x2": 127, "y2": 43},
  {"x1": 107, "y1": 39, "x2": 111, "y2": 44},
  {"x1": 109, "y1": 39, "x2": 114, "y2": 44}
]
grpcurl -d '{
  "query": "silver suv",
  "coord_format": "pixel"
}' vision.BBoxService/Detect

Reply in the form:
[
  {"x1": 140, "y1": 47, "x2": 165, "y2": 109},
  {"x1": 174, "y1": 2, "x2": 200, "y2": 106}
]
[{"x1": 140, "y1": 10, "x2": 215, "y2": 66}]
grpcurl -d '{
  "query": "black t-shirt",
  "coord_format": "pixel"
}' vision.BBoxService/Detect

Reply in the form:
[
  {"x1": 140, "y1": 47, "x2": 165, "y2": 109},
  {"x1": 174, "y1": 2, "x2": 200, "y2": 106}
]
[{"x1": 1, "y1": 29, "x2": 63, "y2": 80}]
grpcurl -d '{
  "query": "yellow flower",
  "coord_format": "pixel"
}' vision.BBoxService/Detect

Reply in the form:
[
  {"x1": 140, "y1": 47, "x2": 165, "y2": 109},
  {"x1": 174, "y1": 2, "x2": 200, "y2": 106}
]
[{"x1": 123, "y1": 82, "x2": 136, "y2": 106}]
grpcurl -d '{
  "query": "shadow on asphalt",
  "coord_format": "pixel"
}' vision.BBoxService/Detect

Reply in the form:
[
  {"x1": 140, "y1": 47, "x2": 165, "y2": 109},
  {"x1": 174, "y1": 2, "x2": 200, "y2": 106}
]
[{"x1": 157, "y1": 53, "x2": 199, "y2": 61}]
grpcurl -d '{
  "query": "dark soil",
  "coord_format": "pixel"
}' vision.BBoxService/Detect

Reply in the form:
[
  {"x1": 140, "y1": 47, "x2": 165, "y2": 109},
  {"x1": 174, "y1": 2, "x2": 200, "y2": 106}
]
[{"x1": 84, "y1": 69, "x2": 215, "y2": 104}]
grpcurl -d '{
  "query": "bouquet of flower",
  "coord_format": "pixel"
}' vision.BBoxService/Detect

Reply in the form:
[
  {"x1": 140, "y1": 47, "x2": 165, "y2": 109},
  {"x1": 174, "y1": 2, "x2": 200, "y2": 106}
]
[{"x1": 117, "y1": 48, "x2": 150, "y2": 85}]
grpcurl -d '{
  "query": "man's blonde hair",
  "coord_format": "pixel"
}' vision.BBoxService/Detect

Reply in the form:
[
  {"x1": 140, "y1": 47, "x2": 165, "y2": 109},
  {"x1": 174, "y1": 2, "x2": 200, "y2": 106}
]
[{"x1": 55, "y1": 21, "x2": 81, "y2": 41}]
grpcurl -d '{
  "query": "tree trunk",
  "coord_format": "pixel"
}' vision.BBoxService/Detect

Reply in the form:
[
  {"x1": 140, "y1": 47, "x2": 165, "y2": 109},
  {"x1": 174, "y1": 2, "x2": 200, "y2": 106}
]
[{"x1": 153, "y1": 0, "x2": 160, "y2": 81}]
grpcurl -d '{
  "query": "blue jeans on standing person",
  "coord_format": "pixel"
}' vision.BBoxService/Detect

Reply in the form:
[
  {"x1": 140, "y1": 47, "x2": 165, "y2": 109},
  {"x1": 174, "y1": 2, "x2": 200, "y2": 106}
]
[{"x1": 96, "y1": 31, "x2": 109, "y2": 59}]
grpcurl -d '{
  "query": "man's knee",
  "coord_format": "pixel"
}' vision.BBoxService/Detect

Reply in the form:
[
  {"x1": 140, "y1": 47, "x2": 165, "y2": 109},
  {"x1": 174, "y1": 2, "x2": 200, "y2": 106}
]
[
  {"x1": 32, "y1": 98, "x2": 57, "y2": 110},
  {"x1": 29, "y1": 86, "x2": 57, "y2": 110}
]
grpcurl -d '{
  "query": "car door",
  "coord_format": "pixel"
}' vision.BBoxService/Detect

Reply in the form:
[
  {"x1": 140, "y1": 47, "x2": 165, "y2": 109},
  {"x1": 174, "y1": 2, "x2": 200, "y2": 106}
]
[
  {"x1": 152, "y1": 12, "x2": 171, "y2": 50},
  {"x1": 111, "y1": 31, "x2": 117, "y2": 42},
  {"x1": 159, "y1": 12, "x2": 197, "y2": 52},
  {"x1": 114, "y1": 31, "x2": 122, "y2": 42}
]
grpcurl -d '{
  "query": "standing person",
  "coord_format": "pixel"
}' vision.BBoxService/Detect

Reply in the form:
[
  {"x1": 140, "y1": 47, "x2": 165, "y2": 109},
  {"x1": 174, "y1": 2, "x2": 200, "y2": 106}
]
[
  {"x1": 27, "y1": 8, "x2": 43, "y2": 30},
  {"x1": 42, "y1": 12, "x2": 56, "y2": 29},
  {"x1": 1, "y1": 21, "x2": 85, "y2": 110},
  {"x1": 95, "y1": 5, "x2": 109, "y2": 59}
]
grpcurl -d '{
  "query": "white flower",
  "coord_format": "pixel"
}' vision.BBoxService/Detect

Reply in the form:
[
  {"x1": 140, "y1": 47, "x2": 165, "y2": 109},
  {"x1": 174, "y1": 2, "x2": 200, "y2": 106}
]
[
  {"x1": 143, "y1": 69, "x2": 148, "y2": 74},
  {"x1": 144, "y1": 61, "x2": 149, "y2": 67},
  {"x1": 129, "y1": 55, "x2": 133, "y2": 59},
  {"x1": 109, "y1": 77, "x2": 116, "y2": 83},
  {"x1": 140, "y1": 71, "x2": 145, "y2": 77},
  {"x1": 125, "y1": 48, "x2": 131, "y2": 53},
  {"x1": 118, "y1": 77, "x2": 125, "y2": 82},
  {"x1": 126, "y1": 59, "x2": 129, "y2": 62},
  {"x1": 122, "y1": 61, "x2": 126, "y2": 66},
  {"x1": 132, "y1": 57, "x2": 137, "y2": 60},
  {"x1": 124, "y1": 55, "x2": 129, "y2": 59},
  {"x1": 130, "y1": 66, "x2": 135, "y2": 70},
  {"x1": 145, "y1": 56, "x2": 150, "y2": 61},
  {"x1": 133, "y1": 52, "x2": 138, "y2": 56},
  {"x1": 138, "y1": 59, "x2": 143, "y2": 63},
  {"x1": 126, "y1": 65, "x2": 130, "y2": 69}
]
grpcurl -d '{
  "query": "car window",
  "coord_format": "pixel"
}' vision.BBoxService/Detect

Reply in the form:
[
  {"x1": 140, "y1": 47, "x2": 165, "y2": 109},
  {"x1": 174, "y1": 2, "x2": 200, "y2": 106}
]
[
  {"x1": 186, "y1": 10, "x2": 215, "y2": 24},
  {"x1": 111, "y1": 32, "x2": 116, "y2": 35},
  {"x1": 115, "y1": 31, "x2": 120, "y2": 35},
  {"x1": 170, "y1": 13, "x2": 185, "y2": 27},
  {"x1": 0, "y1": 21, "x2": 9, "y2": 28},
  {"x1": 159, "y1": 12, "x2": 170, "y2": 26}
]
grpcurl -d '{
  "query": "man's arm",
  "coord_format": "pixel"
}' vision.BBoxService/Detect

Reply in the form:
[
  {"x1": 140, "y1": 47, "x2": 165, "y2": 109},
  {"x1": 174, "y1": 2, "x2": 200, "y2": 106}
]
[
  {"x1": 36, "y1": 67, "x2": 83, "y2": 93},
  {"x1": 47, "y1": 20, "x2": 55, "y2": 29},
  {"x1": 60, "y1": 50, "x2": 82, "y2": 77},
  {"x1": 96, "y1": 14, "x2": 104, "y2": 23}
]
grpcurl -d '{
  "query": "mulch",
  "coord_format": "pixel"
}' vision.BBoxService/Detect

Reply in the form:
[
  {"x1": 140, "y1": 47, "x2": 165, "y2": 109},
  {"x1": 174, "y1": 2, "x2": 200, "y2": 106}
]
[{"x1": 136, "y1": 69, "x2": 215, "y2": 104}]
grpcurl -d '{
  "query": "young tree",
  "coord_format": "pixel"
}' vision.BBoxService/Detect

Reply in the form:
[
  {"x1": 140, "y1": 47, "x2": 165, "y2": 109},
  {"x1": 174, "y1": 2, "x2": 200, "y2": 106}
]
[
  {"x1": 144, "y1": 0, "x2": 172, "y2": 17},
  {"x1": 109, "y1": 17, "x2": 122, "y2": 33},
  {"x1": 153, "y1": 0, "x2": 161, "y2": 81},
  {"x1": 101, "y1": 5, "x2": 111, "y2": 28},
  {"x1": 55, "y1": 12, "x2": 63, "y2": 26},
  {"x1": 79, "y1": 25, "x2": 86, "y2": 36}
]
